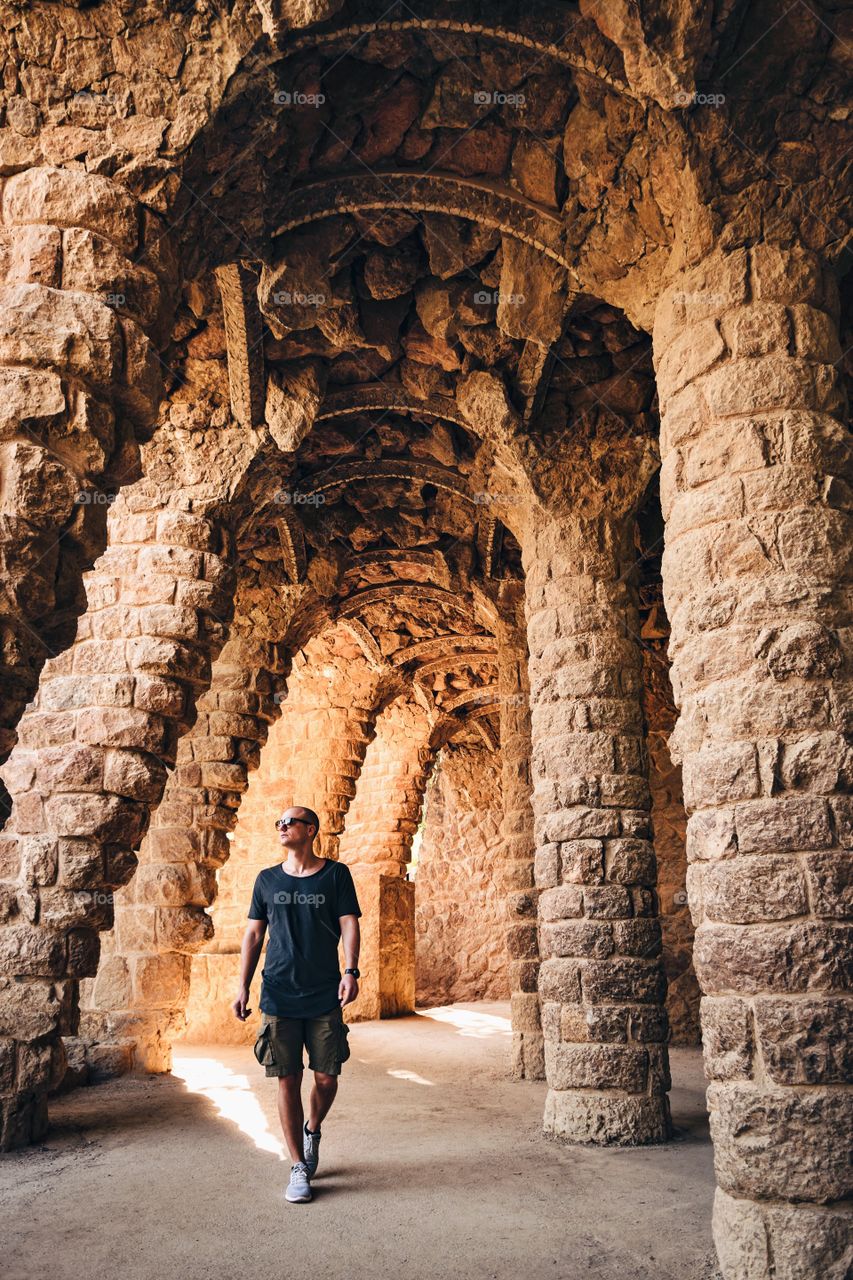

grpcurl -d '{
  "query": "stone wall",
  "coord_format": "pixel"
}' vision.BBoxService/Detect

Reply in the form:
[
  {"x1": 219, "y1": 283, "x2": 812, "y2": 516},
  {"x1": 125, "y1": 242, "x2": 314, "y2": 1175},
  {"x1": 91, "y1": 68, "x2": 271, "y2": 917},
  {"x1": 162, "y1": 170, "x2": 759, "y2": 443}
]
[{"x1": 415, "y1": 744, "x2": 510, "y2": 1007}]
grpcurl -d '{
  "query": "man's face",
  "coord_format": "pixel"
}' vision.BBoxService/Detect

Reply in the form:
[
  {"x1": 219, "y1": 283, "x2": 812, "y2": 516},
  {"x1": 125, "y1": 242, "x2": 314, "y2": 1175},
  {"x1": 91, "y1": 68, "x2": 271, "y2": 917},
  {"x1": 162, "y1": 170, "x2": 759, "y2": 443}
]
[{"x1": 276, "y1": 808, "x2": 315, "y2": 848}]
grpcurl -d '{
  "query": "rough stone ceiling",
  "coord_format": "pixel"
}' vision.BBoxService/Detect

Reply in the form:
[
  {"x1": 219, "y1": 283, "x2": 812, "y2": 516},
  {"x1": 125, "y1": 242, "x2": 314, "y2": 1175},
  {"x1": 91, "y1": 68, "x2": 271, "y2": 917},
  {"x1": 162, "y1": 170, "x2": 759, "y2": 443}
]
[{"x1": 30, "y1": 0, "x2": 845, "y2": 757}]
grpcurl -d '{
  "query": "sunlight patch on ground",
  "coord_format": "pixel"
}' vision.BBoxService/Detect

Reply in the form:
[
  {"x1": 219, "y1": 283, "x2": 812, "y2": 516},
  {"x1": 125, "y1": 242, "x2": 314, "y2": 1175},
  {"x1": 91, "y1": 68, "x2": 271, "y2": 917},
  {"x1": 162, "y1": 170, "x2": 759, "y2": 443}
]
[
  {"x1": 415, "y1": 1006, "x2": 512, "y2": 1038},
  {"x1": 387, "y1": 1068, "x2": 435, "y2": 1086},
  {"x1": 172, "y1": 1054, "x2": 285, "y2": 1160}
]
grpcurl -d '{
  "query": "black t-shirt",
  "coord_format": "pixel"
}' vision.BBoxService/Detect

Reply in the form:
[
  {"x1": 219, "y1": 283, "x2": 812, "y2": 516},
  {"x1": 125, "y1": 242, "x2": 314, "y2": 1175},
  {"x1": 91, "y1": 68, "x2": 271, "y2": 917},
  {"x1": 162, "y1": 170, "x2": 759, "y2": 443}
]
[{"x1": 248, "y1": 859, "x2": 362, "y2": 1019}]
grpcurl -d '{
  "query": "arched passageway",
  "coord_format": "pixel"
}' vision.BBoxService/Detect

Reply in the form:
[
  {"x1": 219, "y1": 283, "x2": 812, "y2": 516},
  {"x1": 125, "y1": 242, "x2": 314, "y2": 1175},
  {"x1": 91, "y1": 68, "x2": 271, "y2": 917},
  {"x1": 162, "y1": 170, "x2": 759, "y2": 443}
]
[{"x1": 0, "y1": 3, "x2": 850, "y2": 1277}]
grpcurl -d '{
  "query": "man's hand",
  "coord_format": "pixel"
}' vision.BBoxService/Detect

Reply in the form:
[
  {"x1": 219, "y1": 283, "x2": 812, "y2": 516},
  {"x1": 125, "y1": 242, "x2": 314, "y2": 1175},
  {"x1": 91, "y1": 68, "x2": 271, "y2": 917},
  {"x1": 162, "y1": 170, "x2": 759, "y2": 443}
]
[
  {"x1": 232, "y1": 986, "x2": 252, "y2": 1021},
  {"x1": 339, "y1": 973, "x2": 358, "y2": 1007}
]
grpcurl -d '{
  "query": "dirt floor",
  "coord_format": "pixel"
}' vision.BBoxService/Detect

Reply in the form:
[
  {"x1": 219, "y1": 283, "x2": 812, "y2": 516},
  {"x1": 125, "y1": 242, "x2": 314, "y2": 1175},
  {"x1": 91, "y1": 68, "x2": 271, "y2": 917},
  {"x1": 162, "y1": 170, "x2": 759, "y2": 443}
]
[{"x1": 0, "y1": 1002, "x2": 719, "y2": 1280}]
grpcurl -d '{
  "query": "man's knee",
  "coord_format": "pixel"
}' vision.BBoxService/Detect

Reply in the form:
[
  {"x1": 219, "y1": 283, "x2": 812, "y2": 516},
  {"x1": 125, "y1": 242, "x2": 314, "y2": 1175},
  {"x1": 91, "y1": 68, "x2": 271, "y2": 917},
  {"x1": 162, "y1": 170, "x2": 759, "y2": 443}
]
[
  {"x1": 314, "y1": 1071, "x2": 338, "y2": 1091},
  {"x1": 278, "y1": 1069, "x2": 303, "y2": 1090}
]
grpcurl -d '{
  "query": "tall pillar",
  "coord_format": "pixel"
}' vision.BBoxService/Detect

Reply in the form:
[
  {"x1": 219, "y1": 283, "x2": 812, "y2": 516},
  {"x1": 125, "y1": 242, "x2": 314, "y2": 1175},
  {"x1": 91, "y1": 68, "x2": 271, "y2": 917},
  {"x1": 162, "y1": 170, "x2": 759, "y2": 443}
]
[
  {"x1": 0, "y1": 167, "x2": 169, "y2": 762},
  {"x1": 523, "y1": 510, "x2": 671, "y2": 1145},
  {"x1": 654, "y1": 245, "x2": 852, "y2": 1275},
  {"x1": 0, "y1": 490, "x2": 232, "y2": 1147},
  {"x1": 496, "y1": 586, "x2": 543, "y2": 1079},
  {"x1": 75, "y1": 633, "x2": 287, "y2": 1076},
  {"x1": 338, "y1": 696, "x2": 433, "y2": 1020}
]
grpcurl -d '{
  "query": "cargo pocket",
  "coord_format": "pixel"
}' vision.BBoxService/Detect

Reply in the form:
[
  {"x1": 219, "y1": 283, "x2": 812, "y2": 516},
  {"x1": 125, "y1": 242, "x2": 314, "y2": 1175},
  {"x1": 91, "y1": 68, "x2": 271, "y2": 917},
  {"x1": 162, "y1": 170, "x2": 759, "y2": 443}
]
[
  {"x1": 253, "y1": 1020, "x2": 277, "y2": 1068},
  {"x1": 338, "y1": 1016, "x2": 351, "y2": 1065}
]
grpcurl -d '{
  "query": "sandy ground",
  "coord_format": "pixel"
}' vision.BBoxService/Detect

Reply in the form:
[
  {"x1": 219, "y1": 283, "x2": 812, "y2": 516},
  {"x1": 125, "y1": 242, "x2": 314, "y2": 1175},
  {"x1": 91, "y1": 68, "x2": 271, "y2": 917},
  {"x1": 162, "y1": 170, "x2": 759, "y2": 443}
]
[{"x1": 0, "y1": 1001, "x2": 719, "y2": 1280}]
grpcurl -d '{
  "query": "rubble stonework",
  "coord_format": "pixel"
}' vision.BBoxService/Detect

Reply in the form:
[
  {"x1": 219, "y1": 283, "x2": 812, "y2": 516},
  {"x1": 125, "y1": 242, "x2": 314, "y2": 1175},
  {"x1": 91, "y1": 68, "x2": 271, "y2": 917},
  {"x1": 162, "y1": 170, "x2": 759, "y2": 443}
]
[{"x1": 0, "y1": 3, "x2": 850, "y2": 1274}]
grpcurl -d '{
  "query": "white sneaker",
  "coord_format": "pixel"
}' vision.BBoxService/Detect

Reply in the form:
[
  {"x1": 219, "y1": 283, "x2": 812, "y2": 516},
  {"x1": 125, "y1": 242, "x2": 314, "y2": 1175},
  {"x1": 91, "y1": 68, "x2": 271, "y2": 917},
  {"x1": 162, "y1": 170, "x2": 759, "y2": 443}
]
[
  {"x1": 285, "y1": 1162, "x2": 312, "y2": 1203},
  {"x1": 303, "y1": 1122, "x2": 321, "y2": 1177}
]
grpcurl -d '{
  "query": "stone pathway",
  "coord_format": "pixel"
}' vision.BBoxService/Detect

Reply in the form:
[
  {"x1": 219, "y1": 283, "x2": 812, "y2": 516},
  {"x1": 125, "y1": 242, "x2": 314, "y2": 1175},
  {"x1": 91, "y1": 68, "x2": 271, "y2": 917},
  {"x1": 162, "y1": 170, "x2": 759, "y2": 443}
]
[{"x1": 0, "y1": 1002, "x2": 718, "y2": 1280}]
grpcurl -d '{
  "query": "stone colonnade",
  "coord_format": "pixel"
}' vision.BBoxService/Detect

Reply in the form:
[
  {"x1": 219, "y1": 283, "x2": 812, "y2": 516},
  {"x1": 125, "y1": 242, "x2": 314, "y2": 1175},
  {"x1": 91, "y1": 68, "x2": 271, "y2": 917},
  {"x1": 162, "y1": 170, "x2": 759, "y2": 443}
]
[
  {"x1": 74, "y1": 630, "x2": 288, "y2": 1075},
  {"x1": 522, "y1": 509, "x2": 672, "y2": 1145},
  {"x1": 0, "y1": 167, "x2": 169, "y2": 764},
  {"x1": 0, "y1": 485, "x2": 232, "y2": 1145},
  {"x1": 653, "y1": 246, "x2": 852, "y2": 1271}
]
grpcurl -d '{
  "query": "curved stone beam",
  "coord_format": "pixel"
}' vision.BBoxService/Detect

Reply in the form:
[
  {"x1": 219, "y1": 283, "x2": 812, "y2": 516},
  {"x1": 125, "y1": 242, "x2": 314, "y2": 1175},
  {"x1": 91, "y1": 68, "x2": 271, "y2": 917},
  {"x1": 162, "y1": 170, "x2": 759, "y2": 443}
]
[
  {"x1": 392, "y1": 634, "x2": 497, "y2": 664},
  {"x1": 338, "y1": 617, "x2": 387, "y2": 671},
  {"x1": 275, "y1": 513, "x2": 307, "y2": 584},
  {"x1": 476, "y1": 514, "x2": 503, "y2": 579},
  {"x1": 346, "y1": 547, "x2": 448, "y2": 571},
  {"x1": 273, "y1": 172, "x2": 569, "y2": 269},
  {"x1": 440, "y1": 686, "x2": 501, "y2": 714},
  {"x1": 472, "y1": 714, "x2": 500, "y2": 751},
  {"x1": 301, "y1": 458, "x2": 473, "y2": 502},
  {"x1": 337, "y1": 583, "x2": 475, "y2": 619},
  {"x1": 280, "y1": 0, "x2": 630, "y2": 93},
  {"x1": 317, "y1": 386, "x2": 471, "y2": 430},
  {"x1": 414, "y1": 653, "x2": 498, "y2": 680},
  {"x1": 215, "y1": 262, "x2": 265, "y2": 428}
]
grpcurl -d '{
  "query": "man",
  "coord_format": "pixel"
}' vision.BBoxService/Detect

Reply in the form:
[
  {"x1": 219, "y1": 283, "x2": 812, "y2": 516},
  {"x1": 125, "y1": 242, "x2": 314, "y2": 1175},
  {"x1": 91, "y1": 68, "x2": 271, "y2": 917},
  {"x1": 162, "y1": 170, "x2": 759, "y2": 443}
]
[{"x1": 233, "y1": 805, "x2": 361, "y2": 1203}]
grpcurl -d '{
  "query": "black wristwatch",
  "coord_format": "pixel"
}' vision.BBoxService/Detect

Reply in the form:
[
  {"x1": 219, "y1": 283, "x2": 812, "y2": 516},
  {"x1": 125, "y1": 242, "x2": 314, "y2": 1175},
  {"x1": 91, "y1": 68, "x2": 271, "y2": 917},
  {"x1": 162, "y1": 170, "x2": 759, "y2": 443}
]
[{"x1": 345, "y1": 967, "x2": 360, "y2": 978}]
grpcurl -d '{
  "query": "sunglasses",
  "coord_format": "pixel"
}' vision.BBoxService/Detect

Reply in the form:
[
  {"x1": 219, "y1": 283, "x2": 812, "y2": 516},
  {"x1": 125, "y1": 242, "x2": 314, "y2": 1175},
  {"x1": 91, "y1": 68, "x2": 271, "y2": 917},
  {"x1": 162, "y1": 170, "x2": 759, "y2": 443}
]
[{"x1": 275, "y1": 817, "x2": 314, "y2": 830}]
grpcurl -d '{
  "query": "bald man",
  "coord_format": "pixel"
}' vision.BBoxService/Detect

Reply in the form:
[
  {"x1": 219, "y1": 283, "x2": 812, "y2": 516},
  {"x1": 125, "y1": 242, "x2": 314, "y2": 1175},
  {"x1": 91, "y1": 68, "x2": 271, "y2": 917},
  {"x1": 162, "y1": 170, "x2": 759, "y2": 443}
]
[{"x1": 233, "y1": 805, "x2": 361, "y2": 1203}]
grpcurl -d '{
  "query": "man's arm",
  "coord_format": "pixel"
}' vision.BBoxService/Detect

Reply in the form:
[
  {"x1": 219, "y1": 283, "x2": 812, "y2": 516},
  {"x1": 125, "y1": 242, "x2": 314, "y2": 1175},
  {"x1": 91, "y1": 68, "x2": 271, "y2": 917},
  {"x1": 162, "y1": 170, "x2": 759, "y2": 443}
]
[
  {"x1": 338, "y1": 914, "x2": 360, "y2": 1008},
  {"x1": 233, "y1": 919, "x2": 266, "y2": 1020}
]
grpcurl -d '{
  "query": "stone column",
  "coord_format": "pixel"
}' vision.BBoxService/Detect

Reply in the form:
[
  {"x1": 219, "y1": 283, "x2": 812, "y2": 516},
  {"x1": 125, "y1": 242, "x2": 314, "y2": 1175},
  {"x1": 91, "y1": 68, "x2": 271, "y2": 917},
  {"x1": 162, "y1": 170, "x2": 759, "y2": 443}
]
[
  {"x1": 653, "y1": 245, "x2": 852, "y2": 1275},
  {"x1": 74, "y1": 633, "x2": 287, "y2": 1077},
  {"x1": 495, "y1": 587, "x2": 543, "y2": 1079},
  {"x1": 523, "y1": 510, "x2": 671, "y2": 1145},
  {"x1": 0, "y1": 490, "x2": 232, "y2": 1147},
  {"x1": 337, "y1": 697, "x2": 434, "y2": 1020},
  {"x1": 0, "y1": 167, "x2": 169, "y2": 763}
]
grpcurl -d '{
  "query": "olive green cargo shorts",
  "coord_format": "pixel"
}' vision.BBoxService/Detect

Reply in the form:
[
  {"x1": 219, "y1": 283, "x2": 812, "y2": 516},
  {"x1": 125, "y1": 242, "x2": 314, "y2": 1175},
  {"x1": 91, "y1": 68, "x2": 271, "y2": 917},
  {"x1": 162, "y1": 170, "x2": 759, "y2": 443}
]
[{"x1": 254, "y1": 1007, "x2": 351, "y2": 1077}]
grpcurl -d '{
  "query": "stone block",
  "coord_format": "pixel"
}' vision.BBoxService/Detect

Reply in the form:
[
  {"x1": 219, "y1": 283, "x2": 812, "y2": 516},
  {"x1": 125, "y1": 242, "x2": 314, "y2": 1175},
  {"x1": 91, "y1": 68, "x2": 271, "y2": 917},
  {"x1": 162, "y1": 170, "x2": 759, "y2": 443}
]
[
  {"x1": 44, "y1": 793, "x2": 148, "y2": 844},
  {"x1": 538, "y1": 958, "x2": 582, "y2": 1003},
  {"x1": 604, "y1": 838, "x2": 656, "y2": 886},
  {"x1": 701, "y1": 855, "x2": 809, "y2": 924},
  {"x1": 543, "y1": 1087, "x2": 670, "y2": 1145},
  {"x1": 76, "y1": 707, "x2": 169, "y2": 755},
  {"x1": 538, "y1": 884, "x2": 584, "y2": 922},
  {"x1": 700, "y1": 995, "x2": 754, "y2": 1081},
  {"x1": 540, "y1": 920, "x2": 613, "y2": 959},
  {"x1": 559, "y1": 839, "x2": 604, "y2": 884},
  {"x1": 735, "y1": 797, "x2": 833, "y2": 854},
  {"x1": 754, "y1": 995, "x2": 852, "y2": 1084},
  {"x1": 0, "y1": 925, "x2": 65, "y2": 977},
  {"x1": 583, "y1": 886, "x2": 632, "y2": 918},
  {"x1": 803, "y1": 852, "x2": 853, "y2": 918},
  {"x1": 545, "y1": 1041, "x2": 648, "y2": 1092},
  {"x1": 713, "y1": 1188, "x2": 853, "y2": 1280},
  {"x1": 709, "y1": 1081, "x2": 852, "y2": 1202},
  {"x1": 581, "y1": 957, "x2": 667, "y2": 1005},
  {"x1": 2, "y1": 167, "x2": 138, "y2": 253},
  {"x1": 693, "y1": 921, "x2": 852, "y2": 994}
]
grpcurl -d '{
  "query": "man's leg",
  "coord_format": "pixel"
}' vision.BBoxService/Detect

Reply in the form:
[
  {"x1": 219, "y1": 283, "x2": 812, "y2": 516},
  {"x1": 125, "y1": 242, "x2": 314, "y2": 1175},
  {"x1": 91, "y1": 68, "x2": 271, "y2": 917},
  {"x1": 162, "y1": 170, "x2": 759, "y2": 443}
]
[
  {"x1": 307, "y1": 1071, "x2": 338, "y2": 1132},
  {"x1": 277, "y1": 1071, "x2": 306, "y2": 1165}
]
